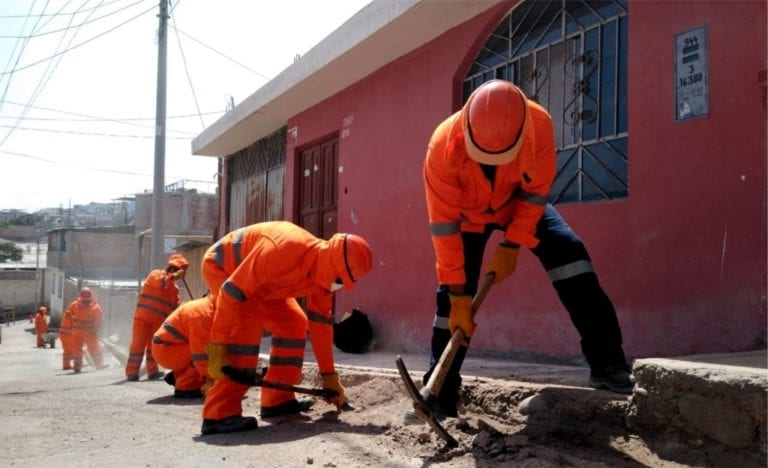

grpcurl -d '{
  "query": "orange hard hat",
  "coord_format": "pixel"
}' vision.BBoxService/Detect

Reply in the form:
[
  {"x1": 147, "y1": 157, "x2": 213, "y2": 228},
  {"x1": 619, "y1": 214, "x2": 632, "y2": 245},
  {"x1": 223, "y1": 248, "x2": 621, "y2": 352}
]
[
  {"x1": 79, "y1": 287, "x2": 93, "y2": 300},
  {"x1": 167, "y1": 253, "x2": 189, "y2": 270},
  {"x1": 462, "y1": 79, "x2": 530, "y2": 166},
  {"x1": 328, "y1": 233, "x2": 373, "y2": 290}
]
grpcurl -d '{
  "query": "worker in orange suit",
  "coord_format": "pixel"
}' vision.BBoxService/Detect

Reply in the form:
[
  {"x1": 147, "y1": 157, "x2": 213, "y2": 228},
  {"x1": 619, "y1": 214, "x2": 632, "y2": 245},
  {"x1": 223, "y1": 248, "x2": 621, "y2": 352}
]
[
  {"x1": 59, "y1": 308, "x2": 75, "y2": 370},
  {"x1": 125, "y1": 253, "x2": 189, "y2": 382},
  {"x1": 199, "y1": 221, "x2": 373, "y2": 436},
  {"x1": 151, "y1": 295, "x2": 214, "y2": 399},
  {"x1": 67, "y1": 287, "x2": 105, "y2": 373},
  {"x1": 419, "y1": 80, "x2": 635, "y2": 419},
  {"x1": 34, "y1": 306, "x2": 48, "y2": 348}
]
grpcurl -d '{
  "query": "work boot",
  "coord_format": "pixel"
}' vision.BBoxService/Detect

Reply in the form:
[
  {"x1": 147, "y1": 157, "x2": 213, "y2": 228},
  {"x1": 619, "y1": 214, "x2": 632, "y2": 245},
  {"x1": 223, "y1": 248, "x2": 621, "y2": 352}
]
[
  {"x1": 174, "y1": 388, "x2": 204, "y2": 399},
  {"x1": 73, "y1": 368, "x2": 81, "y2": 374},
  {"x1": 147, "y1": 371, "x2": 166, "y2": 380},
  {"x1": 403, "y1": 403, "x2": 457, "y2": 425},
  {"x1": 163, "y1": 371, "x2": 176, "y2": 386},
  {"x1": 260, "y1": 398, "x2": 314, "y2": 418},
  {"x1": 126, "y1": 374, "x2": 139, "y2": 382},
  {"x1": 200, "y1": 416, "x2": 257, "y2": 436},
  {"x1": 589, "y1": 365, "x2": 636, "y2": 395}
]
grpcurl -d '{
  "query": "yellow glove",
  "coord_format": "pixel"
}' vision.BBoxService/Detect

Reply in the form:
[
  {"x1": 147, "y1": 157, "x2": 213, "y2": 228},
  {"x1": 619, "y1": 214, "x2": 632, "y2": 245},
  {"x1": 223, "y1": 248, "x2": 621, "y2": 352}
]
[
  {"x1": 201, "y1": 377, "x2": 214, "y2": 395},
  {"x1": 174, "y1": 269, "x2": 186, "y2": 280},
  {"x1": 321, "y1": 372, "x2": 347, "y2": 410},
  {"x1": 448, "y1": 293, "x2": 474, "y2": 341},
  {"x1": 486, "y1": 243, "x2": 520, "y2": 284},
  {"x1": 204, "y1": 343, "x2": 231, "y2": 380}
]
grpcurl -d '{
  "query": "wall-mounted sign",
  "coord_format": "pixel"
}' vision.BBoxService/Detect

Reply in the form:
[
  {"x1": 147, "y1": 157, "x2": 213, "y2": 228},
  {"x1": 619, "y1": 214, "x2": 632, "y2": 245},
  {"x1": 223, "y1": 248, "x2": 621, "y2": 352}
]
[{"x1": 675, "y1": 25, "x2": 708, "y2": 121}]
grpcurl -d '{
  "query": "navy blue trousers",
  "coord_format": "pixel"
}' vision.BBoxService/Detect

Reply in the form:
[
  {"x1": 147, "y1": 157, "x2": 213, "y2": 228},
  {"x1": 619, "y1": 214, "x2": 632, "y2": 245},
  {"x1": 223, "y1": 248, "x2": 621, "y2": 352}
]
[{"x1": 424, "y1": 203, "x2": 628, "y2": 411}]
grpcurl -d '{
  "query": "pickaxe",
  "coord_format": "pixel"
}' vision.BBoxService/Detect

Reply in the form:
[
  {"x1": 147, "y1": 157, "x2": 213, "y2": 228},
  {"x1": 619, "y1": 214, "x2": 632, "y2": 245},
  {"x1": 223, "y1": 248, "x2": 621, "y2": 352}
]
[
  {"x1": 396, "y1": 272, "x2": 495, "y2": 447},
  {"x1": 222, "y1": 365, "x2": 339, "y2": 399}
]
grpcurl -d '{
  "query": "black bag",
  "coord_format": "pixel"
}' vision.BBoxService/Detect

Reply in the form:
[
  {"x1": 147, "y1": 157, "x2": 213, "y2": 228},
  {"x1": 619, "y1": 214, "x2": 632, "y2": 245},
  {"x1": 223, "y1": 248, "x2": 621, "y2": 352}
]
[{"x1": 333, "y1": 308, "x2": 373, "y2": 354}]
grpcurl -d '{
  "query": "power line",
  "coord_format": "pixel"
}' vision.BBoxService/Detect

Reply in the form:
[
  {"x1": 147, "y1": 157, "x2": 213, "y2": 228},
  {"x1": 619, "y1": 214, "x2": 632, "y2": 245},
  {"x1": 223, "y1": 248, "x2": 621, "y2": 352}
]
[
  {"x1": 1, "y1": 1, "x2": 103, "y2": 146},
  {"x1": 170, "y1": 12, "x2": 205, "y2": 130},
  {"x1": 1, "y1": 148, "x2": 152, "y2": 177},
  {"x1": 0, "y1": 3, "x2": 157, "y2": 76},
  {"x1": 0, "y1": 0, "x2": 154, "y2": 39},
  {"x1": 1, "y1": 149, "x2": 215, "y2": 183},
  {"x1": 0, "y1": 0, "x2": 130, "y2": 18},
  {"x1": 0, "y1": 123, "x2": 193, "y2": 139},
  {"x1": 171, "y1": 26, "x2": 272, "y2": 81},
  {"x1": 0, "y1": 99, "x2": 224, "y2": 121}
]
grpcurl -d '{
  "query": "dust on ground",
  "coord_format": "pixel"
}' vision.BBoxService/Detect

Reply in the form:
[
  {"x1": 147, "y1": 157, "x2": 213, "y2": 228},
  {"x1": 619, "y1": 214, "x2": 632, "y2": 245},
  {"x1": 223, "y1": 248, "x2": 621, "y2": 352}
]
[{"x1": 303, "y1": 369, "x2": 764, "y2": 467}]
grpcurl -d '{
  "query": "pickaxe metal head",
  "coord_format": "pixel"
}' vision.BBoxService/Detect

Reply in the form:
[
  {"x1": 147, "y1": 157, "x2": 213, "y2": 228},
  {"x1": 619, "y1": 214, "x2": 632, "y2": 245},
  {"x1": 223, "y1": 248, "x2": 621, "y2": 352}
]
[{"x1": 396, "y1": 355, "x2": 458, "y2": 448}]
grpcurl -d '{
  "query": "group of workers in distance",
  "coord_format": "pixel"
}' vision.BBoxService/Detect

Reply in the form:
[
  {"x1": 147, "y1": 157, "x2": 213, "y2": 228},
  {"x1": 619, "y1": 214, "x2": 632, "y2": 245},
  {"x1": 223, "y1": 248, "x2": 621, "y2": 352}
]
[
  {"x1": 34, "y1": 289, "x2": 106, "y2": 374},
  {"x1": 101, "y1": 79, "x2": 639, "y2": 436}
]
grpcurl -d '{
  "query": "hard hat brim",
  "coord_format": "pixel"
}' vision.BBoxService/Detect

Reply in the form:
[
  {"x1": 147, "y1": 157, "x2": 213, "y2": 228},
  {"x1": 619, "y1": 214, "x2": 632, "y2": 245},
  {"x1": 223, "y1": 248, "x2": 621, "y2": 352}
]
[{"x1": 463, "y1": 100, "x2": 531, "y2": 166}]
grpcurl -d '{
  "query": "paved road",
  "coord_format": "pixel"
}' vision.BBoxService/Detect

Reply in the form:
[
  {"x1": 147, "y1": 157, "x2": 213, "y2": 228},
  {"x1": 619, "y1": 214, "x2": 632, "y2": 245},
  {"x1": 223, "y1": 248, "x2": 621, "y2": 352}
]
[{"x1": 0, "y1": 320, "x2": 494, "y2": 468}]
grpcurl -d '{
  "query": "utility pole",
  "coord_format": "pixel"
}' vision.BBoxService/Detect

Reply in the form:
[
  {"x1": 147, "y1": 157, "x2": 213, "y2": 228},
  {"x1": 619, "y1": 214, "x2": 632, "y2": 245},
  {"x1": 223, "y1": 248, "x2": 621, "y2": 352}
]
[{"x1": 150, "y1": 0, "x2": 168, "y2": 270}]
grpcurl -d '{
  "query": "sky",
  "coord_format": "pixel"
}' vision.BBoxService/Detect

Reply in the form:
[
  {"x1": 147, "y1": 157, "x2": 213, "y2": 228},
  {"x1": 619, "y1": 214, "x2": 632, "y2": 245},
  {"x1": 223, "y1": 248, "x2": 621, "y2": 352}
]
[{"x1": 0, "y1": 0, "x2": 371, "y2": 212}]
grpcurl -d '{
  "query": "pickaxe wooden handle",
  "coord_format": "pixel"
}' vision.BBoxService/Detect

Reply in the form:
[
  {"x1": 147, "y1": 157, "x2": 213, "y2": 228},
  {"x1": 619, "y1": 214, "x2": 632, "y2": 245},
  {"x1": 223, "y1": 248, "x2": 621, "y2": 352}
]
[{"x1": 396, "y1": 272, "x2": 495, "y2": 447}]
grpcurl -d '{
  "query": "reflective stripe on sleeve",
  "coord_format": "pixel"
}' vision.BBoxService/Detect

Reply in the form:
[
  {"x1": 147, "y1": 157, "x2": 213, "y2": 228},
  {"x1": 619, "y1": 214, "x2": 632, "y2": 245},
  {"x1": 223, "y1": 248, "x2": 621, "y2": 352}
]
[
  {"x1": 305, "y1": 310, "x2": 332, "y2": 325},
  {"x1": 233, "y1": 229, "x2": 244, "y2": 266},
  {"x1": 161, "y1": 322, "x2": 188, "y2": 342},
  {"x1": 430, "y1": 221, "x2": 461, "y2": 236},
  {"x1": 226, "y1": 344, "x2": 260, "y2": 356},
  {"x1": 222, "y1": 281, "x2": 248, "y2": 302},
  {"x1": 515, "y1": 189, "x2": 548, "y2": 205}
]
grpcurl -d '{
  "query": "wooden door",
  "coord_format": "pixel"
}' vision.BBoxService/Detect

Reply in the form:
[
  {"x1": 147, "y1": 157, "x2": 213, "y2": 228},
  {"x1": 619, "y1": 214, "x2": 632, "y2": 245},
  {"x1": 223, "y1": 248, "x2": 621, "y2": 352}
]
[{"x1": 298, "y1": 138, "x2": 338, "y2": 238}]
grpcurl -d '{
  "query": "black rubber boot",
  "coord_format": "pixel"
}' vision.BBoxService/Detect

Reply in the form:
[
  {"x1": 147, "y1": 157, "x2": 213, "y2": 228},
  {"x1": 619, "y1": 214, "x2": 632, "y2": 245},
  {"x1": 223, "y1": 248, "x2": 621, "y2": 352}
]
[
  {"x1": 201, "y1": 416, "x2": 258, "y2": 435},
  {"x1": 174, "y1": 388, "x2": 204, "y2": 399},
  {"x1": 589, "y1": 365, "x2": 636, "y2": 394},
  {"x1": 260, "y1": 398, "x2": 314, "y2": 418}
]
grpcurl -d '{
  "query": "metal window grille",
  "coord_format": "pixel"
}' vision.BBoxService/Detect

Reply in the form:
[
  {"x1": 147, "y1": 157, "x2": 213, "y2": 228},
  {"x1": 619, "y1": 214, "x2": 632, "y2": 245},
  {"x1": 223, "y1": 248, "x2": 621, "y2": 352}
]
[{"x1": 463, "y1": 0, "x2": 628, "y2": 203}]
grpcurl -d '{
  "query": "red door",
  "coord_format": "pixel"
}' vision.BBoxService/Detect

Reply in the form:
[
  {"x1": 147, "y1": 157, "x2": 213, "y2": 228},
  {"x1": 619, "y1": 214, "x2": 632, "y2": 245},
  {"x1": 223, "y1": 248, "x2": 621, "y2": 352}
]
[{"x1": 298, "y1": 138, "x2": 338, "y2": 238}]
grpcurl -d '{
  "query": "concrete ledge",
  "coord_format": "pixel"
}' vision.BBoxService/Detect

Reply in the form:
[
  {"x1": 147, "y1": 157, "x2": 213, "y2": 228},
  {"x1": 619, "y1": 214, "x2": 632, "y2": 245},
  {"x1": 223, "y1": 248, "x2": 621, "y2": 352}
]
[{"x1": 628, "y1": 352, "x2": 768, "y2": 453}]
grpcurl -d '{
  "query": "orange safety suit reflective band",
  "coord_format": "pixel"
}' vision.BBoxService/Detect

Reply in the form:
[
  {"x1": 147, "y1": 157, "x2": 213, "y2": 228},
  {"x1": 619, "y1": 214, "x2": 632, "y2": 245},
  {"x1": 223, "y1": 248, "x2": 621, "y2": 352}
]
[
  {"x1": 134, "y1": 270, "x2": 181, "y2": 324},
  {"x1": 34, "y1": 311, "x2": 47, "y2": 346},
  {"x1": 66, "y1": 298, "x2": 104, "y2": 369},
  {"x1": 152, "y1": 297, "x2": 212, "y2": 391},
  {"x1": 423, "y1": 100, "x2": 556, "y2": 285},
  {"x1": 202, "y1": 221, "x2": 336, "y2": 373},
  {"x1": 126, "y1": 269, "x2": 181, "y2": 378},
  {"x1": 59, "y1": 311, "x2": 74, "y2": 369},
  {"x1": 201, "y1": 222, "x2": 339, "y2": 420}
]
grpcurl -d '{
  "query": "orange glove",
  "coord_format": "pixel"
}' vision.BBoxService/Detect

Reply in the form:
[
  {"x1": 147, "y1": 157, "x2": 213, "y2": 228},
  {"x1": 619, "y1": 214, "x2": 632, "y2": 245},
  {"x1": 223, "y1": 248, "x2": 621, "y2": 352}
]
[
  {"x1": 486, "y1": 243, "x2": 520, "y2": 284},
  {"x1": 321, "y1": 372, "x2": 347, "y2": 410},
  {"x1": 448, "y1": 293, "x2": 474, "y2": 341}
]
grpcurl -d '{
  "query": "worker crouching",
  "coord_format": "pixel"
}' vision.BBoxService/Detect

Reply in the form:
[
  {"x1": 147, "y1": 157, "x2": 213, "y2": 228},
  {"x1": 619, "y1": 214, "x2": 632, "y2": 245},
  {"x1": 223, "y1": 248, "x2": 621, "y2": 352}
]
[
  {"x1": 199, "y1": 221, "x2": 373, "y2": 436},
  {"x1": 151, "y1": 296, "x2": 214, "y2": 399}
]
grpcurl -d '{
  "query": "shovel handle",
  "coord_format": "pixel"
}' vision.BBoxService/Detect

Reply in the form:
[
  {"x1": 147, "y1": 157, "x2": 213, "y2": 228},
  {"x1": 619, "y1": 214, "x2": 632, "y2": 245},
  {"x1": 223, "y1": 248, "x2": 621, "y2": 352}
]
[
  {"x1": 423, "y1": 272, "x2": 495, "y2": 398},
  {"x1": 181, "y1": 277, "x2": 194, "y2": 300}
]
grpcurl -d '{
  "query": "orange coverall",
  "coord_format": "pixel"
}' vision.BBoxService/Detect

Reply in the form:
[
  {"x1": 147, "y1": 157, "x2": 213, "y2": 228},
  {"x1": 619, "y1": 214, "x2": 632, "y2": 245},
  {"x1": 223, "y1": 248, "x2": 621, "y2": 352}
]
[
  {"x1": 125, "y1": 269, "x2": 182, "y2": 379},
  {"x1": 58, "y1": 310, "x2": 75, "y2": 370},
  {"x1": 67, "y1": 297, "x2": 104, "y2": 371},
  {"x1": 34, "y1": 309, "x2": 48, "y2": 347},
  {"x1": 202, "y1": 221, "x2": 338, "y2": 421},
  {"x1": 151, "y1": 297, "x2": 212, "y2": 393}
]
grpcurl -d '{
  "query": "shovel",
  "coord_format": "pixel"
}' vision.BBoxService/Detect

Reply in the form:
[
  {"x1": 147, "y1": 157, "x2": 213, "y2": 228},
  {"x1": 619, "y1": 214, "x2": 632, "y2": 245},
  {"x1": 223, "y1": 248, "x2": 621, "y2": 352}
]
[{"x1": 396, "y1": 272, "x2": 495, "y2": 447}]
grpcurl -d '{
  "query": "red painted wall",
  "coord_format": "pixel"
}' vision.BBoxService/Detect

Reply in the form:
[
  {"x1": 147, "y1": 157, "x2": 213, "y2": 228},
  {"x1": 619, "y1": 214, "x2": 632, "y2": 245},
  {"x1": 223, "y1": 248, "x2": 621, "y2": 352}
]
[{"x1": 285, "y1": 0, "x2": 767, "y2": 362}]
